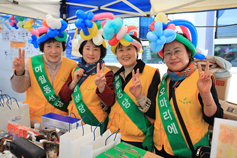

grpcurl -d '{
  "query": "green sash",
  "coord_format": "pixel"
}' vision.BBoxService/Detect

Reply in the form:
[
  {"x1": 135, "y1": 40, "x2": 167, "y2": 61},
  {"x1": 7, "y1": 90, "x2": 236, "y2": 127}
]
[
  {"x1": 157, "y1": 73, "x2": 209, "y2": 158},
  {"x1": 31, "y1": 54, "x2": 68, "y2": 112},
  {"x1": 73, "y1": 67, "x2": 108, "y2": 134},
  {"x1": 114, "y1": 75, "x2": 154, "y2": 151}
]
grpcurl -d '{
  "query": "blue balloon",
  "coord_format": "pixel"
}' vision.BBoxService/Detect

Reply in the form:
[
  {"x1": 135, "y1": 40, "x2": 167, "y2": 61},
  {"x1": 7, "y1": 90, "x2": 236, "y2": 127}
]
[
  {"x1": 86, "y1": 11, "x2": 94, "y2": 20},
  {"x1": 157, "y1": 35, "x2": 166, "y2": 45},
  {"x1": 147, "y1": 31, "x2": 157, "y2": 42},
  {"x1": 59, "y1": 20, "x2": 68, "y2": 31},
  {"x1": 85, "y1": 19, "x2": 93, "y2": 28},
  {"x1": 76, "y1": 10, "x2": 87, "y2": 19},
  {"x1": 154, "y1": 21, "x2": 163, "y2": 36},
  {"x1": 163, "y1": 29, "x2": 176, "y2": 43},
  {"x1": 75, "y1": 19, "x2": 85, "y2": 28},
  {"x1": 151, "y1": 42, "x2": 163, "y2": 53},
  {"x1": 194, "y1": 53, "x2": 205, "y2": 60},
  {"x1": 38, "y1": 34, "x2": 50, "y2": 43},
  {"x1": 123, "y1": 34, "x2": 133, "y2": 42},
  {"x1": 47, "y1": 28, "x2": 58, "y2": 37},
  {"x1": 168, "y1": 19, "x2": 198, "y2": 47},
  {"x1": 82, "y1": 27, "x2": 89, "y2": 36},
  {"x1": 4, "y1": 23, "x2": 11, "y2": 30},
  {"x1": 58, "y1": 31, "x2": 64, "y2": 38}
]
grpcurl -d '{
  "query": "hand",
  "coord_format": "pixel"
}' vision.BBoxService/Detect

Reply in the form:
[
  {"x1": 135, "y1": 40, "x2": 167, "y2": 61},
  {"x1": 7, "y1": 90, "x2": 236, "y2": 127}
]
[
  {"x1": 73, "y1": 68, "x2": 84, "y2": 83},
  {"x1": 129, "y1": 69, "x2": 143, "y2": 99},
  {"x1": 13, "y1": 48, "x2": 25, "y2": 76},
  {"x1": 197, "y1": 61, "x2": 212, "y2": 95},
  {"x1": 94, "y1": 63, "x2": 106, "y2": 93}
]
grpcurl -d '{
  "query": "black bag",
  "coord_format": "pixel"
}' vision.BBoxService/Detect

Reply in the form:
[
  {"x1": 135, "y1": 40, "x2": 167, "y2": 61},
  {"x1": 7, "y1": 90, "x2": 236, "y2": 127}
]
[
  {"x1": 195, "y1": 146, "x2": 211, "y2": 158},
  {"x1": 172, "y1": 90, "x2": 211, "y2": 158}
]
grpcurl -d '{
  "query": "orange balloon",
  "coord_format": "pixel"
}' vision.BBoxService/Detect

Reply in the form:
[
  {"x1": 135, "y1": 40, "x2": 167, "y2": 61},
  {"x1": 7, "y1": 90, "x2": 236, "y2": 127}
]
[
  {"x1": 42, "y1": 20, "x2": 49, "y2": 27},
  {"x1": 29, "y1": 19, "x2": 34, "y2": 24}
]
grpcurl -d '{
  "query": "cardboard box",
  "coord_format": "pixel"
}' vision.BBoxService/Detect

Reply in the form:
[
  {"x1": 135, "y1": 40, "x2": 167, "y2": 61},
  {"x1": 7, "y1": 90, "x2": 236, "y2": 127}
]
[
  {"x1": 222, "y1": 101, "x2": 237, "y2": 121},
  {"x1": 41, "y1": 113, "x2": 80, "y2": 133},
  {"x1": 215, "y1": 74, "x2": 232, "y2": 101},
  {"x1": 96, "y1": 142, "x2": 163, "y2": 158}
]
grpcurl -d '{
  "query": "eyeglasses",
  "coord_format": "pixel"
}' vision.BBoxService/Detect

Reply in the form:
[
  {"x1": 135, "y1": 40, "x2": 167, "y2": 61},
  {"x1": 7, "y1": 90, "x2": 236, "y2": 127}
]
[{"x1": 163, "y1": 49, "x2": 185, "y2": 59}]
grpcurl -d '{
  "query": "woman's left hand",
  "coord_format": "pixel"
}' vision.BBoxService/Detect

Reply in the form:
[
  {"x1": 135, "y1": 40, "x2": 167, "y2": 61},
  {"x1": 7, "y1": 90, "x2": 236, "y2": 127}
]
[
  {"x1": 94, "y1": 63, "x2": 106, "y2": 93},
  {"x1": 129, "y1": 69, "x2": 143, "y2": 99},
  {"x1": 197, "y1": 61, "x2": 212, "y2": 94}
]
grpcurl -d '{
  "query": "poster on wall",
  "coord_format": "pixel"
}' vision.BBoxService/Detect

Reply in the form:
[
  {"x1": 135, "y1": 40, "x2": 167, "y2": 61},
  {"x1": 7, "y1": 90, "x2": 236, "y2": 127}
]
[
  {"x1": 210, "y1": 118, "x2": 237, "y2": 158},
  {"x1": 10, "y1": 41, "x2": 26, "y2": 67},
  {"x1": 2, "y1": 30, "x2": 9, "y2": 41},
  {"x1": 4, "y1": 50, "x2": 11, "y2": 60}
]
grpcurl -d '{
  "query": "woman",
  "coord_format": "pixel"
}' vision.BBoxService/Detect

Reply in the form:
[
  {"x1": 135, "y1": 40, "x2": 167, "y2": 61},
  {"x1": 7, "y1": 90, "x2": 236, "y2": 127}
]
[
  {"x1": 103, "y1": 18, "x2": 160, "y2": 151},
  {"x1": 11, "y1": 15, "x2": 77, "y2": 126},
  {"x1": 59, "y1": 11, "x2": 115, "y2": 132},
  {"x1": 147, "y1": 15, "x2": 223, "y2": 157}
]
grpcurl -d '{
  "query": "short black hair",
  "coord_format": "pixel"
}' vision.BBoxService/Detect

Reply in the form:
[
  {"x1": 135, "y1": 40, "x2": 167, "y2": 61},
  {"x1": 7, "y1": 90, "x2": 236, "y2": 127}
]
[
  {"x1": 79, "y1": 40, "x2": 107, "y2": 59},
  {"x1": 116, "y1": 35, "x2": 142, "y2": 53},
  {"x1": 39, "y1": 33, "x2": 66, "y2": 52}
]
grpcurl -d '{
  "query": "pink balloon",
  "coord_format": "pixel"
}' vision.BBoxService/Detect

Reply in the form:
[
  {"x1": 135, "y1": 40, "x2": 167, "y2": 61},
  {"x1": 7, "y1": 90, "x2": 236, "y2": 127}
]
[
  {"x1": 92, "y1": 13, "x2": 114, "y2": 21},
  {"x1": 30, "y1": 30, "x2": 39, "y2": 36},
  {"x1": 165, "y1": 24, "x2": 176, "y2": 31},
  {"x1": 38, "y1": 26, "x2": 49, "y2": 34},
  {"x1": 180, "y1": 26, "x2": 191, "y2": 41},
  {"x1": 92, "y1": 13, "x2": 115, "y2": 28},
  {"x1": 116, "y1": 26, "x2": 128, "y2": 40}
]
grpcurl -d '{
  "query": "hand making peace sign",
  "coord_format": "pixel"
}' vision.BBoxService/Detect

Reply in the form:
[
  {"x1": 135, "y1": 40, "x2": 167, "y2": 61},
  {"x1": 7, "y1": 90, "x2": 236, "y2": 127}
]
[
  {"x1": 94, "y1": 63, "x2": 106, "y2": 93},
  {"x1": 13, "y1": 48, "x2": 25, "y2": 76},
  {"x1": 129, "y1": 69, "x2": 143, "y2": 99},
  {"x1": 197, "y1": 61, "x2": 212, "y2": 95}
]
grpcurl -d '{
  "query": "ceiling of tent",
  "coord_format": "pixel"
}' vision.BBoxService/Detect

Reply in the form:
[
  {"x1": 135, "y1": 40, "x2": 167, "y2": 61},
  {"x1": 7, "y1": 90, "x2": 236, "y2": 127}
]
[
  {"x1": 0, "y1": 0, "x2": 237, "y2": 22},
  {"x1": 0, "y1": 0, "x2": 61, "y2": 20}
]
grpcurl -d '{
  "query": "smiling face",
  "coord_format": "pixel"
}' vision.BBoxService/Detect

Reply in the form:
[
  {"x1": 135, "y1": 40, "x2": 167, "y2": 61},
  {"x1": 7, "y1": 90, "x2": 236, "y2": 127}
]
[
  {"x1": 43, "y1": 41, "x2": 63, "y2": 63},
  {"x1": 82, "y1": 40, "x2": 101, "y2": 64},
  {"x1": 163, "y1": 40, "x2": 191, "y2": 72},
  {"x1": 116, "y1": 44, "x2": 138, "y2": 68}
]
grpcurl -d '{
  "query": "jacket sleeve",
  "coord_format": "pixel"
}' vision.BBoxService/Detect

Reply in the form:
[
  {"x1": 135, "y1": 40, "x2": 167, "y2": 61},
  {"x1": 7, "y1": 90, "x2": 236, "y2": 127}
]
[
  {"x1": 96, "y1": 70, "x2": 115, "y2": 107},
  {"x1": 10, "y1": 58, "x2": 31, "y2": 93},
  {"x1": 59, "y1": 73, "x2": 73, "y2": 102},
  {"x1": 143, "y1": 70, "x2": 161, "y2": 119}
]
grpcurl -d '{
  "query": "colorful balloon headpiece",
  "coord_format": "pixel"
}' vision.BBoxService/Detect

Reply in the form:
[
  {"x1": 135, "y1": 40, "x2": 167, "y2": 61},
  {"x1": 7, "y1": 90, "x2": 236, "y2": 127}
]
[
  {"x1": 103, "y1": 17, "x2": 142, "y2": 55},
  {"x1": 28, "y1": 14, "x2": 68, "y2": 48},
  {"x1": 75, "y1": 10, "x2": 115, "y2": 50},
  {"x1": 146, "y1": 12, "x2": 205, "y2": 60}
]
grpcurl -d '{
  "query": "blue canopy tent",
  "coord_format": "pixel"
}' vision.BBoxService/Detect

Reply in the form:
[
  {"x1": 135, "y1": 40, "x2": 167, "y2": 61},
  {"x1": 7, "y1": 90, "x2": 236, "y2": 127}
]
[{"x1": 60, "y1": 0, "x2": 151, "y2": 23}]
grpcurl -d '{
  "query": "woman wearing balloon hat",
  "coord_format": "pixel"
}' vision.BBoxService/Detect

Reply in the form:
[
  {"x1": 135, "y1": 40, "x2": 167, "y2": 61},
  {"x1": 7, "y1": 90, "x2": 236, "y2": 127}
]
[
  {"x1": 146, "y1": 13, "x2": 223, "y2": 157},
  {"x1": 103, "y1": 17, "x2": 160, "y2": 151},
  {"x1": 11, "y1": 14, "x2": 77, "y2": 126},
  {"x1": 59, "y1": 10, "x2": 115, "y2": 133}
]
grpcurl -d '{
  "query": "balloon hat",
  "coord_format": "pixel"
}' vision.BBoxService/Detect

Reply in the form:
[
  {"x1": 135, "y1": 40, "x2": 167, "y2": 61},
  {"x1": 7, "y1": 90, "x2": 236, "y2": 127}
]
[
  {"x1": 28, "y1": 14, "x2": 68, "y2": 48},
  {"x1": 103, "y1": 17, "x2": 142, "y2": 55},
  {"x1": 74, "y1": 10, "x2": 115, "y2": 51},
  {"x1": 146, "y1": 13, "x2": 205, "y2": 60}
]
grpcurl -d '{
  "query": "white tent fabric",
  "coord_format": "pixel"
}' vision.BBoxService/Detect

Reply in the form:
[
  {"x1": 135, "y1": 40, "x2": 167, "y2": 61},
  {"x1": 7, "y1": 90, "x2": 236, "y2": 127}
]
[
  {"x1": 0, "y1": 0, "x2": 61, "y2": 19},
  {"x1": 150, "y1": 0, "x2": 237, "y2": 16},
  {"x1": 0, "y1": 0, "x2": 237, "y2": 20}
]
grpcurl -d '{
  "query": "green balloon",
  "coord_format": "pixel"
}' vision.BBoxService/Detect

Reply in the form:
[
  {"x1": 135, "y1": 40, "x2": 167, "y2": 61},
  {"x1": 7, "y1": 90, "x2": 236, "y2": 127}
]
[{"x1": 96, "y1": 22, "x2": 101, "y2": 30}]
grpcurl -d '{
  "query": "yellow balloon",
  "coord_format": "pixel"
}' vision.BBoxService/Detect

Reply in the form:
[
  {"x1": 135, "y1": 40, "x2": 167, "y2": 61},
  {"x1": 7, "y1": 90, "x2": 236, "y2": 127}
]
[
  {"x1": 111, "y1": 43, "x2": 119, "y2": 55},
  {"x1": 120, "y1": 38, "x2": 130, "y2": 46},
  {"x1": 80, "y1": 22, "x2": 98, "y2": 40},
  {"x1": 155, "y1": 12, "x2": 168, "y2": 24},
  {"x1": 102, "y1": 39, "x2": 107, "y2": 48}
]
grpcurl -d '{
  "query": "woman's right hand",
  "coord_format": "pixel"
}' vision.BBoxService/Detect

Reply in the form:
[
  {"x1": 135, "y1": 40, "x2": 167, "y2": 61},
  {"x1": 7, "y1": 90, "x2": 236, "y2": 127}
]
[
  {"x1": 13, "y1": 48, "x2": 25, "y2": 76},
  {"x1": 73, "y1": 68, "x2": 85, "y2": 83}
]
